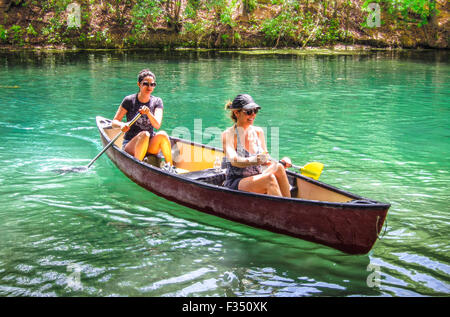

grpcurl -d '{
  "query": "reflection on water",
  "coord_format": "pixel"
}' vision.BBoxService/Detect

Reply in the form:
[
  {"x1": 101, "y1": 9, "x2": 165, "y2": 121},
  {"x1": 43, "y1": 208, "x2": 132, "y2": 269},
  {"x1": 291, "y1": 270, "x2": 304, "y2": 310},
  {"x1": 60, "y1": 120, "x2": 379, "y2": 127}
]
[{"x1": 0, "y1": 49, "x2": 449, "y2": 296}]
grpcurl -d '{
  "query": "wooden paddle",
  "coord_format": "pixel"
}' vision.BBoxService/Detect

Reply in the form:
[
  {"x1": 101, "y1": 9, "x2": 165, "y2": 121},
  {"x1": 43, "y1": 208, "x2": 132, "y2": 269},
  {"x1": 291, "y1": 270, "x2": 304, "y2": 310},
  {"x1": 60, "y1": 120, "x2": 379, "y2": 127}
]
[{"x1": 54, "y1": 113, "x2": 142, "y2": 174}]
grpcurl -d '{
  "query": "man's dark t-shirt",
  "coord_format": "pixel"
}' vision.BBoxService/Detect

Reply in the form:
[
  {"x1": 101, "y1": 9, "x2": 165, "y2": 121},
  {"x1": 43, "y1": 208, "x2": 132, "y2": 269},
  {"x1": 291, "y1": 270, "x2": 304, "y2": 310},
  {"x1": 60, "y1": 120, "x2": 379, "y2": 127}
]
[{"x1": 120, "y1": 93, "x2": 164, "y2": 141}]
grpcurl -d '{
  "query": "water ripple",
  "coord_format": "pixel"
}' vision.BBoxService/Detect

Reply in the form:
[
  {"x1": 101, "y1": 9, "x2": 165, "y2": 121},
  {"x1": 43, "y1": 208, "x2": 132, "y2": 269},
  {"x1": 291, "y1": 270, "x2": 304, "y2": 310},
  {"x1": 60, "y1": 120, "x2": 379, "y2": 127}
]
[{"x1": 0, "y1": 50, "x2": 449, "y2": 297}]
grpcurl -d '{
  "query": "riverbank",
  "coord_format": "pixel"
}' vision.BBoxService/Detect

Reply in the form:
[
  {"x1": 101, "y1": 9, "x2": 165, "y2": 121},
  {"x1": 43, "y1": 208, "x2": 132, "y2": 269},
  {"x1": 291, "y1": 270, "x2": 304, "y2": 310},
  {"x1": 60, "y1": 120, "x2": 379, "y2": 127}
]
[
  {"x1": 0, "y1": 1, "x2": 448, "y2": 50},
  {"x1": 0, "y1": 45, "x2": 446, "y2": 54}
]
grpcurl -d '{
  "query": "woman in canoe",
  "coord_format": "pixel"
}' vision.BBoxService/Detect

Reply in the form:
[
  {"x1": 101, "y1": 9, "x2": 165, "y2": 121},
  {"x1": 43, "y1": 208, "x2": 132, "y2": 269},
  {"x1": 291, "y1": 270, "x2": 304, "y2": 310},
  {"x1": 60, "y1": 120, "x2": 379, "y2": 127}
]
[
  {"x1": 222, "y1": 94, "x2": 292, "y2": 197},
  {"x1": 112, "y1": 69, "x2": 174, "y2": 172}
]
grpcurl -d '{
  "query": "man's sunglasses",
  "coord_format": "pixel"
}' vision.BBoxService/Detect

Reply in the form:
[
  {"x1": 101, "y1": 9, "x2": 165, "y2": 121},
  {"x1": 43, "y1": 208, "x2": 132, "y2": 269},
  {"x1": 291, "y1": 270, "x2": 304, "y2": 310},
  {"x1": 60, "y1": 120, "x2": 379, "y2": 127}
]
[
  {"x1": 242, "y1": 109, "x2": 259, "y2": 115},
  {"x1": 142, "y1": 81, "x2": 156, "y2": 87}
]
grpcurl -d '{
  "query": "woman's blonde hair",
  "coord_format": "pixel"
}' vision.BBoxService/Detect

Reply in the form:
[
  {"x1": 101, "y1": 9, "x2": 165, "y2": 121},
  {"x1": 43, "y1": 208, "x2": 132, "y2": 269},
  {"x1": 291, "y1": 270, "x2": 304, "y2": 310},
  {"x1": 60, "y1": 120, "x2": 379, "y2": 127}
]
[{"x1": 225, "y1": 100, "x2": 239, "y2": 122}]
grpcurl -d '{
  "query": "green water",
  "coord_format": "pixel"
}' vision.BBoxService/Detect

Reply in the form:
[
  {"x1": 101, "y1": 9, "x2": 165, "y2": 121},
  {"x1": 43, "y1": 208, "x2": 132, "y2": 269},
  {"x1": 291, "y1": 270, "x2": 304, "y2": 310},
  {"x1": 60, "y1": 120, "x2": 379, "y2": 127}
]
[{"x1": 0, "y1": 49, "x2": 448, "y2": 297}]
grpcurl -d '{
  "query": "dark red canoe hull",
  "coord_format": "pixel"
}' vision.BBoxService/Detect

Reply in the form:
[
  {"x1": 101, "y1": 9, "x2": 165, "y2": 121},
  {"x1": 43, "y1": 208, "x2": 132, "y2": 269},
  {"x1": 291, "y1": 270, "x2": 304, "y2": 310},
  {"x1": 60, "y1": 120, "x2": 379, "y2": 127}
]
[{"x1": 97, "y1": 117, "x2": 389, "y2": 254}]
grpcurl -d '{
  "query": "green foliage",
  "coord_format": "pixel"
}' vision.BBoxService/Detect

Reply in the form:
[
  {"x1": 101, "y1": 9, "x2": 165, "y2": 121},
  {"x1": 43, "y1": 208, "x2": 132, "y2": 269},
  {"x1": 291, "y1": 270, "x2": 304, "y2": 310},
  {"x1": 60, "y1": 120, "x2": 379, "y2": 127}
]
[
  {"x1": 124, "y1": 35, "x2": 138, "y2": 47},
  {"x1": 40, "y1": 0, "x2": 73, "y2": 13},
  {"x1": 8, "y1": 0, "x2": 26, "y2": 7},
  {"x1": 301, "y1": 11, "x2": 315, "y2": 33},
  {"x1": 0, "y1": 25, "x2": 7, "y2": 43},
  {"x1": 95, "y1": 29, "x2": 112, "y2": 44},
  {"x1": 363, "y1": 0, "x2": 437, "y2": 27},
  {"x1": 218, "y1": 0, "x2": 238, "y2": 28},
  {"x1": 243, "y1": 0, "x2": 257, "y2": 14},
  {"x1": 9, "y1": 25, "x2": 24, "y2": 45},
  {"x1": 183, "y1": 20, "x2": 207, "y2": 35},
  {"x1": 26, "y1": 24, "x2": 38, "y2": 36},
  {"x1": 182, "y1": 19, "x2": 209, "y2": 46},
  {"x1": 261, "y1": 1, "x2": 300, "y2": 45},
  {"x1": 184, "y1": 0, "x2": 203, "y2": 19},
  {"x1": 131, "y1": 0, "x2": 163, "y2": 33},
  {"x1": 184, "y1": 0, "x2": 210, "y2": 24},
  {"x1": 1, "y1": 0, "x2": 440, "y2": 48},
  {"x1": 78, "y1": 32, "x2": 87, "y2": 44},
  {"x1": 183, "y1": 0, "x2": 241, "y2": 46},
  {"x1": 204, "y1": 0, "x2": 238, "y2": 27},
  {"x1": 316, "y1": 18, "x2": 345, "y2": 44},
  {"x1": 163, "y1": 0, "x2": 183, "y2": 32}
]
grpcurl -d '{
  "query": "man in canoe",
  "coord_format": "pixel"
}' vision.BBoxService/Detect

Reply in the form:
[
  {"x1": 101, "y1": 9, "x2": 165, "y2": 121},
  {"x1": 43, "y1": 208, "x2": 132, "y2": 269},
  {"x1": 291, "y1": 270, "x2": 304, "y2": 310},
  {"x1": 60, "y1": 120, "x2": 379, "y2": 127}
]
[
  {"x1": 222, "y1": 94, "x2": 292, "y2": 197},
  {"x1": 111, "y1": 69, "x2": 175, "y2": 172}
]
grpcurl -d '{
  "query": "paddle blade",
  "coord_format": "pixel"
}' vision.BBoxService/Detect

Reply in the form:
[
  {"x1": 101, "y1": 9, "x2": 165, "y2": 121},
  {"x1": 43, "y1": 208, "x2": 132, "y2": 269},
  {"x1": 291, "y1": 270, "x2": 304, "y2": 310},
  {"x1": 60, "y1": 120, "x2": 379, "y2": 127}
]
[
  {"x1": 300, "y1": 162, "x2": 324, "y2": 180},
  {"x1": 52, "y1": 166, "x2": 89, "y2": 175}
]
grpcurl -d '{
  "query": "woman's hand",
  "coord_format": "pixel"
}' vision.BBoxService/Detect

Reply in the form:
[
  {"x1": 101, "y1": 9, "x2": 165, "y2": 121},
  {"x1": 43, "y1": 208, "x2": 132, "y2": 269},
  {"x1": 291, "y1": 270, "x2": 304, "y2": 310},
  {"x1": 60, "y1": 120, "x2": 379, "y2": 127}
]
[
  {"x1": 139, "y1": 106, "x2": 150, "y2": 116},
  {"x1": 120, "y1": 122, "x2": 130, "y2": 132},
  {"x1": 112, "y1": 119, "x2": 130, "y2": 132},
  {"x1": 280, "y1": 157, "x2": 292, "y2": 168},
  {"x1": 256, "y1": 152, "x2": 270, "y2": 165}
]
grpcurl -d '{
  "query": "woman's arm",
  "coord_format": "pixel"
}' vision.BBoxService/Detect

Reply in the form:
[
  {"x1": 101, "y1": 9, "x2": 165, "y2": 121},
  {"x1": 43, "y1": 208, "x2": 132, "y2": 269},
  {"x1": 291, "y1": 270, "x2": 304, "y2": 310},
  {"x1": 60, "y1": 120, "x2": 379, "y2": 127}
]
[
  {"x1": 223, "y1": 129, "x2": 264, "y2": 168},
  {"x1": 139, "y1": 106, "x2": 163, "y2": 130},
  {"x1": 255, "y1": 127, "x2": 268, "y2": 153},
  {"x1": 256, "y1": 127, "x2": 291, "y2": 167},
  {"x1": 112, "y1": 106, "x2": 129, "y2": 131}
]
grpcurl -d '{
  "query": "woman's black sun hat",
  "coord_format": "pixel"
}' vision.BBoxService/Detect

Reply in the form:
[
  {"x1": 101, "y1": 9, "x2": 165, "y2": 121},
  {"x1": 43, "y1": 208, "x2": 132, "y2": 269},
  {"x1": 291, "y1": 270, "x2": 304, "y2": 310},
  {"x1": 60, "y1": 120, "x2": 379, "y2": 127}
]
[{"x1": 227, "y1": 94, "x2": 261, "y2": 110}]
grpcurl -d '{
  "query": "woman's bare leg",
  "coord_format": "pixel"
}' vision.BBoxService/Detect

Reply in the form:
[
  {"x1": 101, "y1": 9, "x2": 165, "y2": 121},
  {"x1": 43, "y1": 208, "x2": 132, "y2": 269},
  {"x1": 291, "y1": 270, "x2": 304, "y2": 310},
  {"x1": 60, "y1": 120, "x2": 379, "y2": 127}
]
[
  {"x1": 272, "y1": 163, "x2": 291, "y2": 197},
  {"x1": 261, "y1": 162, "x2": 291, "y2": 197},
  {"x1": 124, "y1": 131, "x2": 150, "y2": 161},
  {"x1": 147, "y1": 131, "x2": 173, "y2": 165},
  {"x1": 238, "y1": 173, "x2": 282, "y2": 196}
]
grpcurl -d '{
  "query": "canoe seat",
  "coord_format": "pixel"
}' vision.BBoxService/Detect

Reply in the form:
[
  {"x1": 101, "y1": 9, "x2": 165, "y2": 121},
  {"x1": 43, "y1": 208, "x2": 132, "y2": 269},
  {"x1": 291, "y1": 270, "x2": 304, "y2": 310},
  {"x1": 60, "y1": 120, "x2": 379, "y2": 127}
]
[{"x1": 182, "y1": 168, "x2": 226, "y2": 186}]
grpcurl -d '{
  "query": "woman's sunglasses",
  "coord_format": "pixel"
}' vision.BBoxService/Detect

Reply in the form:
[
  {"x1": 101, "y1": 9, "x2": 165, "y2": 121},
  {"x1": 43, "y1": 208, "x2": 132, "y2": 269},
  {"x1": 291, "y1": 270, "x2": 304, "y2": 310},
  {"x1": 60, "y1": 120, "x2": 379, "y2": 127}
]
[
  {"x1": 142, "y1": 81, "x2": 157, "y2": 87},
  {"x1": 242, "y1": 109, "x2": 259, "y2": 115}
]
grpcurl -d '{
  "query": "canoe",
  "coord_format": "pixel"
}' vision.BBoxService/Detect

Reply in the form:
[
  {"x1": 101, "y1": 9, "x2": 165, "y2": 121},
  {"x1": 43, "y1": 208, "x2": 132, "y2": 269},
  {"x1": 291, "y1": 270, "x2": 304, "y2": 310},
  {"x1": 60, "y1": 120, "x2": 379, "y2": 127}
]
[{"x1": 96, "y1": 116, "x2": 390, "y2": 255}]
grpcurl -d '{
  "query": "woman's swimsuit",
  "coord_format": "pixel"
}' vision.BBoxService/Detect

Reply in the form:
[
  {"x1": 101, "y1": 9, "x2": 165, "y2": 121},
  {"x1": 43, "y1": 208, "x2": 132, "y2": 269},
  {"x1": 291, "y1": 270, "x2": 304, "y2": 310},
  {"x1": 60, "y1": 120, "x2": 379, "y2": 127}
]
[{"x1": 223, "y1": 125, "x2": 264, "y2": 190}]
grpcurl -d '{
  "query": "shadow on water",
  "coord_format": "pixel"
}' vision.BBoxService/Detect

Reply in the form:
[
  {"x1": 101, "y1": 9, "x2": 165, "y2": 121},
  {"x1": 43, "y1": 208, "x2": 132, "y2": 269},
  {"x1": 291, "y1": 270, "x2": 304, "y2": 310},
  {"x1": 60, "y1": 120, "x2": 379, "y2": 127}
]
[{"x1": 1, "y1": 48, "x2": 448, "y2": 67}]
